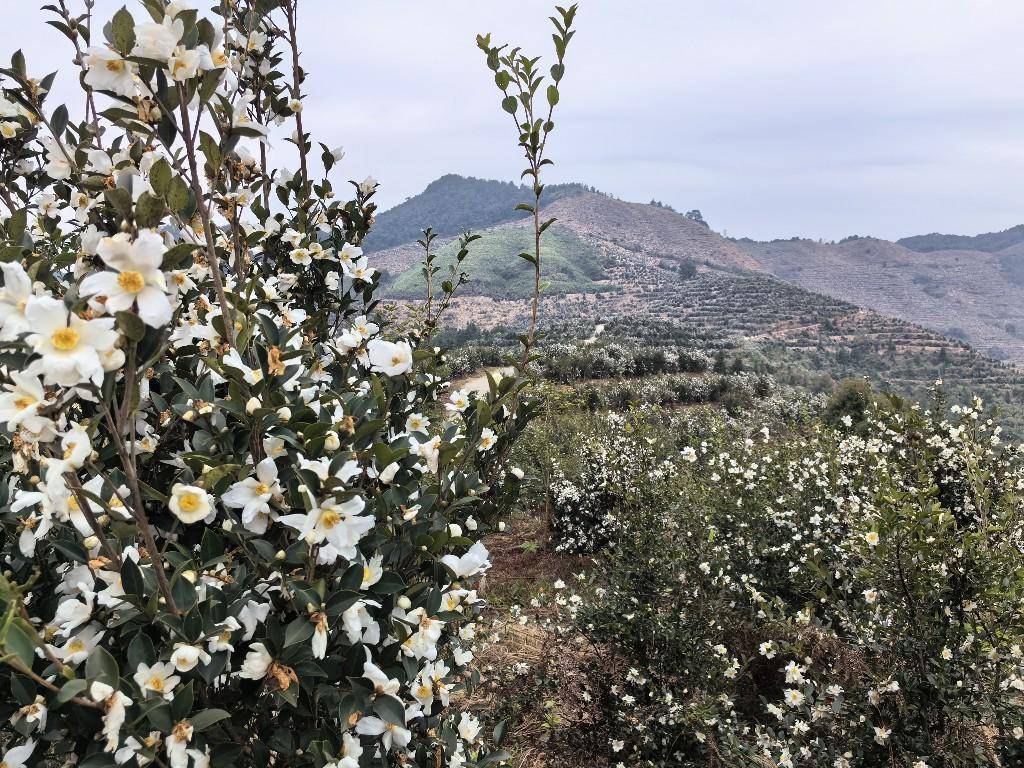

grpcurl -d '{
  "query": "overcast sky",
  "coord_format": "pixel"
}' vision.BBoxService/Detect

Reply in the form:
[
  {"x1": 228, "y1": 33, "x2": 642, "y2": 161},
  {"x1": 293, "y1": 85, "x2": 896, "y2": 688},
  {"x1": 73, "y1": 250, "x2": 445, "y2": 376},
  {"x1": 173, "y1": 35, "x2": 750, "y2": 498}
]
[{"x1": 4, "y1": 1, "x2": 1024, "y2": 241}]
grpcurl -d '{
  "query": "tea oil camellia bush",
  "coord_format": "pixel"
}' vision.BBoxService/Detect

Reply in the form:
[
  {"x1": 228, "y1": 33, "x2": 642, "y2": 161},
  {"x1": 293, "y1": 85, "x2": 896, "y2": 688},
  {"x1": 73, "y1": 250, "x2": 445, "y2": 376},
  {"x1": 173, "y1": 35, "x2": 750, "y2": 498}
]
[
  {"x1": 0, "y1": 1, "x2": 583, "y2": 766},
  {"x1": 539, "y1": 395, "x2": 1024, "y2": 767}
]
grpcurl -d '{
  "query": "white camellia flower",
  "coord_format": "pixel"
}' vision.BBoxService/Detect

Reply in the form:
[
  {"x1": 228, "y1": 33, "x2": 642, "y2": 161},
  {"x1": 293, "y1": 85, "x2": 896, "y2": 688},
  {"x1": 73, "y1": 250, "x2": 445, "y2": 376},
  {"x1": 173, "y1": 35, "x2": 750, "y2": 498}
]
[
  {"x1": 132, "y1": 18, "x2": 183, "y2": 61},
  {"x1": 80, "y1": 231, "x2": 173, "y2": 328},
  {"x1": 133, "y1": 661, "x2": 180, "y2": 700},
  {"x1": 83, "y1": 46, "x2": 136, "y2": 96},
  {"x1": 366, "y1": 338, "x2": 413, "y2": 377},
  {"x1": 51, "y1": 625, "x2": 104, "y2": 666},
  {"x1": 168, "y1": 483, "x2": 213, "y2": 524},
  {"x1": 323, "y1": 732, "x2": 362, "y2": 768},
  {"x1": 222, "y1": 457, "x2": 281, "y2": 534},
  {"x1": 355, "y1": 715, "x2": 411, "y2": 752},
  {"x1": 42, "y1": 137, "x2": 73, "y2": 179},
  {"x1": 440, "y1": 541, "x2": 491, "y2": 578},
  {"x1": 278, "y1": 495, "x2": 373, "y2": 560},
  {"x1": 0, "y1": 261, "x2": 35, "y2": 340},
  {"x1": 457, "y1": 712, "x2": 481, "y2": 742},
  {"x1": 0, "y1": 371, "x2": 51, "y2": 433},
  {"x1": 89, "y1": 682, "x2": 133, "y2": 753},
  {"x1": 0, "y1": 739, "x2": 35, "y2": 768},
  {"x1": 170, "y1": 643, "x2": 212, "y2": 673},
  {"x1": 168, "y1": 46, "x2": 203, "y2": 81},
  {"x1": 238, "y1": 642, "x2": 273, "y2": 679},
  {"x1": 24, "y1": 296, "x2": 118, "y2": 387},
  {"x1": 478, "y1": 427, "x2": 497, "y2": 452}
]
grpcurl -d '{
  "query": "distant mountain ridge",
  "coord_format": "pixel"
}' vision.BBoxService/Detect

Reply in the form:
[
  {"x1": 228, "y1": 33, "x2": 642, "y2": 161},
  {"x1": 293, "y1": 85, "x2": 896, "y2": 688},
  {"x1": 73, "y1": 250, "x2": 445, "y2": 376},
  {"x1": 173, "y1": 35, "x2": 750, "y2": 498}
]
[
  {"x1": 363, "y1": 174, "x2": 598, "y2": 253},
  {"x1": 897, "y1": 224, "x2": 1024, "y2": 253},
  {"x1": 370, "y1": 174, "x2": 1024, "y2": 365}
]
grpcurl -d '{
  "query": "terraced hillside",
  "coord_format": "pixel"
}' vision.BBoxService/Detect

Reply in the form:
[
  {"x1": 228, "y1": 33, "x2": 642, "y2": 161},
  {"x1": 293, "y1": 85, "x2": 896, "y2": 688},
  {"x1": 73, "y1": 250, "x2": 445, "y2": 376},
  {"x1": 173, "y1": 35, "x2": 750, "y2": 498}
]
[
  {"x1": 370, "y1": 176, "x2": 1024, "y2": 429},
  {"x1": 737, "y1": 236, "x2": 1024, "y2": 362}
]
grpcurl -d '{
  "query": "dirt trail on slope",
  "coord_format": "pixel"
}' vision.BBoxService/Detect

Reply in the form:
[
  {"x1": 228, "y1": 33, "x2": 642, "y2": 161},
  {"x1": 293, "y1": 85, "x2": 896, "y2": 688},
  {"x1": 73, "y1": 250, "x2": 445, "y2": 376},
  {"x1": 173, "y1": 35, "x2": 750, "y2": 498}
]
[{"x1": 455, "y1": 366, "x2": 517, "y2": 396}]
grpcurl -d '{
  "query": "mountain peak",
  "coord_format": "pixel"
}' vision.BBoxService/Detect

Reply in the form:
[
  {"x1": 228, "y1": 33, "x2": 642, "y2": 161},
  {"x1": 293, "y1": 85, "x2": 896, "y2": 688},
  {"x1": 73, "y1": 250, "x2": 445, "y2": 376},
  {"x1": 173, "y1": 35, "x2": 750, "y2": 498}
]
[{"x1": 364, "y1": 174, "x2": 601, "y2": 253}]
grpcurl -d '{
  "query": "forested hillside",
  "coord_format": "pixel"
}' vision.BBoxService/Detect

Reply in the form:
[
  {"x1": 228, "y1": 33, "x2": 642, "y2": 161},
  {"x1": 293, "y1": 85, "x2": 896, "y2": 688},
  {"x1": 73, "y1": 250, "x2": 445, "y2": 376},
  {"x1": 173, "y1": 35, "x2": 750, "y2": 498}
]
[{"x1": 363, "y1": 174, "x2": 596, "y2": 252}]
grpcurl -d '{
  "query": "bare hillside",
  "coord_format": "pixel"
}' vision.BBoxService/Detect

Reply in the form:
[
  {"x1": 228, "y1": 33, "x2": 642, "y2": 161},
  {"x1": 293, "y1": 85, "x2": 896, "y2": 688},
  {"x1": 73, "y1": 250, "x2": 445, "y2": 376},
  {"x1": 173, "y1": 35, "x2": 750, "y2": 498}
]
[{"x1": 739, "y1": 237, "x2": 1024, "y2": 362}]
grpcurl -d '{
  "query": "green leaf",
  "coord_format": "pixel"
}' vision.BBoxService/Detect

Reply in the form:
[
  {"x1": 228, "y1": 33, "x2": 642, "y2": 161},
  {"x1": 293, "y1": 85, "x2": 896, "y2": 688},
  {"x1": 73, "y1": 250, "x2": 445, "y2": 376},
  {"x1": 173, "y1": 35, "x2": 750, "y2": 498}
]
[
  {"x1": 283, "y1": 617, "x2": 314, "y2": 648},
  {"x1": 171, "y1": 574, "x2": 197, "y2": 612},
  {"x1": 546, "y1": 84, "x2": 559, "y2": 107},
  {"x1": 53, "y1": 678, "x2": 88, "y2": 708},
  {"x1": 166, "y1": 177, "x2": 190, "y2": 214},
  {"x1": 372, "y1": 694, "x2": 406, "y2": 725},
  {"x1": 190, "y1": 708, "x2": 231, "y2": 731},
  {"x1": 370, "y1": 571, "x2": 406, "y2": 595},
  {"x1": 127, "y1": 631, "x2": 155, "y2": 670},
  {"x1": 162, "y1": 242, "x2": 201, "y2": 269},
  {"x1": 116, "y1": 311, "x2": 146, "y2": 342},
  {"x1": 51, "y1": 104, "x2": 69, "y2": 137},
  {"x1": 85, "y1": 645, "x2": 120, "y2": 687},
  {"x1": 3, "y1": 620, "x2": 38, "y2": 669},
  {"x1": 134, "y1": 191, "x2": 166, "y2": 229},
  {"x1": 110, "y1": 7, "x2": 137, "y2": 55},
  {"x1": 5, "y1": 208, "x2": 27, "y2": 243},
  {"x1": 493, "y1": 718, "x2": 508, "y2": 745},
  {"x1": 122, "y1": 557, "x2": 145, "y2": 599},
  {"x1": 104, "y1": 187, "x2": 134, "y2": 219},
  {"x1": 199, "y1": 131, "x2": 221, "y2": 175},
  {"x1": 149, "y1": 158, "x2": 172, "y2": 196},
  {"x1": 501, "y1": 95, "x2": 518, "y2": 115},
  {"x1": 11, "y1": 50, "x2": 26, "y2": 78}
]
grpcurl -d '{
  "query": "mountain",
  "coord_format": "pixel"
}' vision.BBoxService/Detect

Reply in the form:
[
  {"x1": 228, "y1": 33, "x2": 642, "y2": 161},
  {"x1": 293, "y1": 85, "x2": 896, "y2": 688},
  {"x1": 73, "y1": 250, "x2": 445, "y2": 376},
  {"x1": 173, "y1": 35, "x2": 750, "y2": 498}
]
[
  {"x1": 897, "y1": 224, "x2": 1024, "y2": 253},
  {"x1": 363, "y1": 174, "x2": 597, "y2": 253},
  {"x1": 368, "y1": 175, "x2": 1024, "y2": 430},
  {"x1": 734, "y1": 235, "x2": 1024, "y2": 362}
]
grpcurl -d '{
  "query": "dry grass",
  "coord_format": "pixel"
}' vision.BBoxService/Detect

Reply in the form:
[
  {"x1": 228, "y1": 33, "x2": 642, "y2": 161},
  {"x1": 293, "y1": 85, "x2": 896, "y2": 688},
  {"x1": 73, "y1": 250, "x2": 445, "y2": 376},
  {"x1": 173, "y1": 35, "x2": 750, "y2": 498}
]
[{"x1": 466, "y1": 514, "x2": 614, "y2": 768}]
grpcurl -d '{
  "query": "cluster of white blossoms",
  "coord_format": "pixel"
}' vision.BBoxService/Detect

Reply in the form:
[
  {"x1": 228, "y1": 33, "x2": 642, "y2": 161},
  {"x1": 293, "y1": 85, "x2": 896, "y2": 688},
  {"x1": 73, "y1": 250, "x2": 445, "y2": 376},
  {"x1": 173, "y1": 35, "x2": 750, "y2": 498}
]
[
  {"x1": 0, "y1": 2, "x2": 532, "y2": 767},
  {"x1": 537, "y1": 397, "x2": 1024, "y2": 767}
]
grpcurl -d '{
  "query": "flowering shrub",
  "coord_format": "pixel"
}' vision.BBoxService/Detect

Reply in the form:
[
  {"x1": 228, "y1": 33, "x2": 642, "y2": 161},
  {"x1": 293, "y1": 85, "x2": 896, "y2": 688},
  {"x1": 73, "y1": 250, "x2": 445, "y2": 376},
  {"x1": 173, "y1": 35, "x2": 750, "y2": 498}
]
[
  {"x1": 0, "y1": 3, "x2": 549, "y2": 766},
  {"x1": 546, "y1": 395, "x2": 1024, "y2": 766},
  {"x1": 548, "y1": 411, "x2": 676, "y2": 555}
]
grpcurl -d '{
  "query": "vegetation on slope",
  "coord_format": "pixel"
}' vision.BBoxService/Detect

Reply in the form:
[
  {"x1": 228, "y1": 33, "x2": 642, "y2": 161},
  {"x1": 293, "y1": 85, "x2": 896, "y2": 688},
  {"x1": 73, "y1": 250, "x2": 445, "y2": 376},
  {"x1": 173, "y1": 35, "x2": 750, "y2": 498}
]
[
  {"x1": 897, "y1": 223, "x2": 1024, "y2": 252},
  {"x1": 387, "y1": 224, "x2": 614, "y2": 299},
  {"x1": 481, "y1": 391, "x2": 1024, "y2": 767},
  {"x1": 363, "y1": 174, "x2": 597, "y2": 252}
]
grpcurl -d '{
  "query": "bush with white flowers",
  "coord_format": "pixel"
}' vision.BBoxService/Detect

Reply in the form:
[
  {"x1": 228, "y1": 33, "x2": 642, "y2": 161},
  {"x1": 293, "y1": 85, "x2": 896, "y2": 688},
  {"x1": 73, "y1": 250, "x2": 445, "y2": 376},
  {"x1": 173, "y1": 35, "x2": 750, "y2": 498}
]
[
  {"x1": 548, "y1": 394, "x2": 1024, "y2": 767},
  {"x1": 0, "y1": 3, "x2": 539, "y2": 766}
]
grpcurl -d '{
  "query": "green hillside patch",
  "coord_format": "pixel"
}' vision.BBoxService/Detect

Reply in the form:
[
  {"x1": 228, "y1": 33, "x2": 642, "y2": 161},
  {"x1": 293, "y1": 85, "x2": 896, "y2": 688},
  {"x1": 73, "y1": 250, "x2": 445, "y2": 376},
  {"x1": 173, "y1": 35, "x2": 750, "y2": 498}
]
[{"x1": 387, "y1": 224, "x2": 614, "y2": 299}]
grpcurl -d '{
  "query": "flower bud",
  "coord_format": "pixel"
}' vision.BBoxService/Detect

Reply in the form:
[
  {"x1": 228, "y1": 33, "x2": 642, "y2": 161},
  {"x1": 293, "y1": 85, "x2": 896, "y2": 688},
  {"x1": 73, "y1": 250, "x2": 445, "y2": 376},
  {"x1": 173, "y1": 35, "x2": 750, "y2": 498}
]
[
  {"x1": 324, "y1": 431, "x2": 340, "y2": 451},
  {"x1": 182, "y1": 410, "x2": 196, "y2": 422},
  {"x1": 246, "y1": 397, "x2": 260, "y2": 414},
  {"x1": 448, "y1": 523, "x2": 462, "y2": 538},
  {"x1": 83, "y1": 535, "x2": 99, "y2": 549},
  {"x1": 277, "y1": 406, "x2": 292, "y2": 421},
  {"x1": 498, "y1": 521, "x2": 506, "y2": 532},
  {"x1": 275, "y1": 550, "x2": 286, "y2": 560},
  {"x1": 397, "y1": 595, "x2": 412, "y2": 610}
]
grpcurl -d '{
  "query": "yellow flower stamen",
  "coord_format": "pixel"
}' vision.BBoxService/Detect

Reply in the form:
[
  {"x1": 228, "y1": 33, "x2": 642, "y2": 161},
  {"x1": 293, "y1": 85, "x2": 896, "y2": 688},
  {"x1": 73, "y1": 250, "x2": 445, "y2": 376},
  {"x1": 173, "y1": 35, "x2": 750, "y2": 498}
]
[
  {"x1": 118, "y1": 270, "x2": 146, "y2": 294},
  {"x1": 177, "y1": 492, "x2": 201, "y2": 514},
  {"x1": 51, "y1": 327, "x2": 79, "y2": 351}
]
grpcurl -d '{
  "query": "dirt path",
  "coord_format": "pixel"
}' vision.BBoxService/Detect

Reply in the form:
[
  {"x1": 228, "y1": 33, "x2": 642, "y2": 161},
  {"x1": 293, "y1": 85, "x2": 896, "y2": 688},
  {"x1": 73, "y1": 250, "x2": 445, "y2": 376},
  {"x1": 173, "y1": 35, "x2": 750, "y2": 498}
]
[{"x1": 456, "y1": 365, "x2": 517, "y2": 396}]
